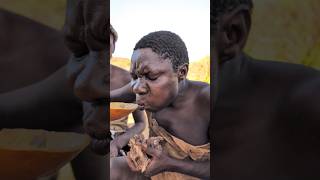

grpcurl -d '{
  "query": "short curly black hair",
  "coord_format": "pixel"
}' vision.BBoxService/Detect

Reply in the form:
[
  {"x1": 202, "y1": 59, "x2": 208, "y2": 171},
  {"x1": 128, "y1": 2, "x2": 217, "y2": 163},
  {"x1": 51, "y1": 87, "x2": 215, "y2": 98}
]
[
  {"x1": 212, "y1": 0, "x2": 253, "y2": 31},
  {"x1": 134, "y1": 31, "x2": 189, "y2": 71}
]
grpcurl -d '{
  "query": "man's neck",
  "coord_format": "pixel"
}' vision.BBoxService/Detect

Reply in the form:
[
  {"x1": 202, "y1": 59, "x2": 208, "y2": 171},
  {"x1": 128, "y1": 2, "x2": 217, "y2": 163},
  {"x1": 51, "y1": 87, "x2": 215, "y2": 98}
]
[{"x1": 170, "y1": 79, "x2": 190, "y2": 108}]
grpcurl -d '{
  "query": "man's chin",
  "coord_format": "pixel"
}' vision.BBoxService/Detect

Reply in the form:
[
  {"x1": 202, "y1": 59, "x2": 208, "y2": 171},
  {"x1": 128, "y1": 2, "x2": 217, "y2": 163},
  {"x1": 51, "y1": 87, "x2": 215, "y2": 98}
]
[
  {"x1": 145, "y1": 107, "x2": 157, "y2": 112},
  {"x1": 144, "y1": 105, "x2": 161, "y2": 112}
]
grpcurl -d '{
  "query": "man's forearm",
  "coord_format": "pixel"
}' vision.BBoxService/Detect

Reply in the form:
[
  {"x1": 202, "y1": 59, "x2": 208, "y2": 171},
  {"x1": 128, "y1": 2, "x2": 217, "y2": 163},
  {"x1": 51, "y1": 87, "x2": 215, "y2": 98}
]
[
  {"x1": 168, "y1": 157, "x2": 210, "y2": 179},
  {"x1": 115, "y1": 121, "x2": 145, "y2": 148},
  {"x1": 114, "y1": 109, "x2": 147, "y2": 148},
  {"x1": 110, "y1": 83, "x2": 136, "y2": 103}
]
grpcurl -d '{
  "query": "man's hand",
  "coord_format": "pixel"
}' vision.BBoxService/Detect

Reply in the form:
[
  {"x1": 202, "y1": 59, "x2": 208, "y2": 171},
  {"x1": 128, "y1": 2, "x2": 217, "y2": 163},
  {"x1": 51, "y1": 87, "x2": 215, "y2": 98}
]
[
  {"x1": 142, "y1": 137, "x2": 170, "y2": 177},
  {"x1": 63, "y1": 0, "x2": 108, "y2": 55}
]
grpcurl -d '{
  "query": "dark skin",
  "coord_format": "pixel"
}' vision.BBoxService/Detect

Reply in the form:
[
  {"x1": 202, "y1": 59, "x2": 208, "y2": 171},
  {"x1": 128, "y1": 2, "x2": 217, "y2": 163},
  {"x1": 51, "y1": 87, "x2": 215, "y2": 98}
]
[
  {"x1": 0, "y1": 8, "x2": 107, "y2": 180},
  {"x1": 213, "y1": 4, "x2": 320, "y2": 179},
  {"x1": 0, "y1": 8, "x2": 69, "y2": 93},
  {"x1": 111, "y1": 48, "x2": 210, "y2": 179},
  {"x1": 63, "y1": 0, "x2": 147, "y2": 157},
  {"x1": 0, "y1": 5, "x2": 141, "y2": 179},
  {"x1": 82, "y1": 33, "x2": 146, "y2": 157}
]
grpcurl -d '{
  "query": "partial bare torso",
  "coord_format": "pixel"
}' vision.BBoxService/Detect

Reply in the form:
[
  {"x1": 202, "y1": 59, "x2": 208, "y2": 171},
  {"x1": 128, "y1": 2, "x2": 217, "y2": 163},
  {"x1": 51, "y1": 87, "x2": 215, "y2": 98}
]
[
  {"x1": 152, "y1": 80, "x2": 210, "y2": 146},
  {"x1": 214, "y1": 56, "x2": 320, "y2": 179}
]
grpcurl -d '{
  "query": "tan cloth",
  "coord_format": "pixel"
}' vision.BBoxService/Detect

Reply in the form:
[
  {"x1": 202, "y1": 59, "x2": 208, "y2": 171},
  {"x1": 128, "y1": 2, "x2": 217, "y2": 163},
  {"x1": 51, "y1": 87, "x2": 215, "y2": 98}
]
[
  {"x1": 147, "y1": 113, "x2": 210, "y2": 180},
  {"x1": 110, "y1": 116, "x2": 128, "y2": 133}
]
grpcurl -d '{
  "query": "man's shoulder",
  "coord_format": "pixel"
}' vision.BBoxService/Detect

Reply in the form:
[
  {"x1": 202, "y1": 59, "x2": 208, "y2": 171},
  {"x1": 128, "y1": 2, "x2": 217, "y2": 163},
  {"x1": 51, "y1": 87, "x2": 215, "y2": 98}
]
[
  {"x1": 246, "y1": 56, "x2": 320, "y2": 86},
  {"x1": 248, "y1": 57, "x2": 320, "y2": 78},
  {"x1": 249, "y1": 57, "x2": 320, "y2": 124},
  {"x1": 111, "y1": 65, "x2": 130, "y2": 77},
  {"x1": 188, "y1": 80, "x2": 209, "y2": 91},
  {"x1": 110, "y1": 65, "x2": 131, "y2": 85},
  {"x1": 188, "y1": 80, "x2": 210, "y2": 103}
]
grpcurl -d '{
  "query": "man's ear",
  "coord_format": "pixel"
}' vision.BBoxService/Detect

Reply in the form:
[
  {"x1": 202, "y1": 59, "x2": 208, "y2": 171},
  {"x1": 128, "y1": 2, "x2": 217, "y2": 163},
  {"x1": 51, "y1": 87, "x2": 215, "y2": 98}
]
[
  {"x1": 112, "y1": 42, "x2": 116, "y2": 53},
  {"x1": 110, "y1": 35, "x2": 116, "y2": 54},
  {"x1": 219, "y1": 5, "x2": 251, "y2": 61},
  {"x1": 177, "y1": 63, "x2": 189, "y2": 81}
]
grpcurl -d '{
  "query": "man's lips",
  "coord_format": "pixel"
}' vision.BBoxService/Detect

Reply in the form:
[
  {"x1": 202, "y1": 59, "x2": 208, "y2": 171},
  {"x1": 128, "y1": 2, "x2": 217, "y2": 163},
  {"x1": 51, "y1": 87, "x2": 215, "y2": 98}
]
[
  {"x1": 137, "y1": 103, "x2": 145, "y2": 110},
  {"x1": 136, "y1": 100, "x2": 146, "y2": 110}
]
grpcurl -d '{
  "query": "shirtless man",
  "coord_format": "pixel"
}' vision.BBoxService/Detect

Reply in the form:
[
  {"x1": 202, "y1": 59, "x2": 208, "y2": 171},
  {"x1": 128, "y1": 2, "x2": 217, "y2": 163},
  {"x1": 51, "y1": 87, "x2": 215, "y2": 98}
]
[
  {"x1": 111, "y1": 31, "x2": 210, "y2": 180},
  {"x1": 213, "y1": 0, "x2": 320, "y2": 178}
]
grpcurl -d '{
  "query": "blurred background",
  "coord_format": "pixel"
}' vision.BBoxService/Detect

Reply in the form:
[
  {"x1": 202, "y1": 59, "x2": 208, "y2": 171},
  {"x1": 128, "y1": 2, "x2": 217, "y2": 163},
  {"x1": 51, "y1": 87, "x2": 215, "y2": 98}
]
[
  {"x1": 246, "y1": 0, "x2": 320, "y2": 69},
  {"x1": 110, "y1": 0, "x2": 210, "y2": 83}
]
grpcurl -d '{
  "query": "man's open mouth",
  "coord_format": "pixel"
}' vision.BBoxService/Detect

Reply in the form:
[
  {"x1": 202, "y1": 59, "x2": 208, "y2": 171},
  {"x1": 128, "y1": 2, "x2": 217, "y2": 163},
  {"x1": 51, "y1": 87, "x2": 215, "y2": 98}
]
[
  {"x1": 136, "y1": 100, "x2": 147, "y2": 109},
  {"x1": 136, "y1": 103, "x2": 144, "y2": 110}
]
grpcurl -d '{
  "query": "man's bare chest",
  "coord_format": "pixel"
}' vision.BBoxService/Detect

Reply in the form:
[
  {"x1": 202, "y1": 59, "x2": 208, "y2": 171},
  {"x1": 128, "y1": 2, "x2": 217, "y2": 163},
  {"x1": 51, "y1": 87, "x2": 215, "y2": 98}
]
[{"x1": 152, "y1": 105, "x2": 209, "y2": 145}]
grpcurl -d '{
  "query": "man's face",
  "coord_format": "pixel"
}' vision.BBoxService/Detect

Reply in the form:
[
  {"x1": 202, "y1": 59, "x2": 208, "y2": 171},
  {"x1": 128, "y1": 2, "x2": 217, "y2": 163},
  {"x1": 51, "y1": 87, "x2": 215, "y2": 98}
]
[
  {"x1": 65, "y1": 34, "x2": 113, "y2": 154},
  {"x1": 63, "y1": 0, "x2": 110, "y2": 154},
  {"x1": 63, "y1": 0, "x2": 108, "y2": 102},
  {"x1": 65, "y1": 35, "x2": 112, "y2": 102},
  {"x1": 66, "y1": 51, "x2": 108, "y2": 102},
  {"x1": 130, "y1": 48, "x2": 180, "y2": 112}
]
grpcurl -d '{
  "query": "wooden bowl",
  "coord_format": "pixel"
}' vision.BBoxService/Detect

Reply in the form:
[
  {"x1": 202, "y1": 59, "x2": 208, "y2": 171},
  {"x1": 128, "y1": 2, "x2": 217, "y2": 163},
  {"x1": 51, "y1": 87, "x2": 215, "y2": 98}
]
[
  {"x1": 0, "y1": 129, "x2": 90, "y2": 179},
  {"x1": 110, "y1": 102, "x2": 138, "y2": 121}
]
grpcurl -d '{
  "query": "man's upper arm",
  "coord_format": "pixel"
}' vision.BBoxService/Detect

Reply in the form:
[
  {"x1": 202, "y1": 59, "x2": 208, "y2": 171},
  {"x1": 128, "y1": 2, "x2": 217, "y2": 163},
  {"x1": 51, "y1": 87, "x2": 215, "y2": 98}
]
[
  {"x1": 132, "y1": 109, "x2": 147, "y2": 124},
  {"x1": 203, "y1": 85, "x2": 210, "y2": 102}
]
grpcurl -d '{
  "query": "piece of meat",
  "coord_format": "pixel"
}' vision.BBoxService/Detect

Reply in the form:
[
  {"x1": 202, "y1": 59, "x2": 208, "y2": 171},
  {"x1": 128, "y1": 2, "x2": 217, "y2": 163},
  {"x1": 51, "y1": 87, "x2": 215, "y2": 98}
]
[{"x1": 126, "y1": 134, "x2": 163, "y2": 173}]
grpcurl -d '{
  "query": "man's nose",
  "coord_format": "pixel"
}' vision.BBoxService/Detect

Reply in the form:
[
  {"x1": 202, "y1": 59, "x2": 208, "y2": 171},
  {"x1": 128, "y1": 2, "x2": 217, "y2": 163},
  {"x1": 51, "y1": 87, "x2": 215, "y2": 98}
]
[{"x1": 132, "y1": 78, "x2": 148, "y2": 95}]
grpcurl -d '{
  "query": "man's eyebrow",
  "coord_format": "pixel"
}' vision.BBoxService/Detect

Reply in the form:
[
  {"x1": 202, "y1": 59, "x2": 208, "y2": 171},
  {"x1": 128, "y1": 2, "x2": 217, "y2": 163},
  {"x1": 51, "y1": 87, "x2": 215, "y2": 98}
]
[{"x1": 147, "y1": 70, "x2": 161, "y2": 75}]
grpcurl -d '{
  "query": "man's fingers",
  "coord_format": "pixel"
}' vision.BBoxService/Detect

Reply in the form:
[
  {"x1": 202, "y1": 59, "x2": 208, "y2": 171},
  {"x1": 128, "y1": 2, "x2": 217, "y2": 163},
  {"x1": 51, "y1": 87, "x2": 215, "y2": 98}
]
[
  {"x1": 143, "y1": 160, "x2": 156, "y2": 178},
  {"x1": 82, "y1": 0, "x2": 108, "y2": 51},
  {"x1": 142, "y1": 137, "x2": 163, "y2": 156},
  {"x1": 66, "y1": 61, "x2": 84, "y2": 88},
  {"x1": 63, "y1": 0, "x2": 88, "y2": 55},
  {"x1": 126, "y1": 156, "x2": 139, "y2": 172},
  {"x1": 142, "y1": 142, "x2": 157, "y2": 157}
]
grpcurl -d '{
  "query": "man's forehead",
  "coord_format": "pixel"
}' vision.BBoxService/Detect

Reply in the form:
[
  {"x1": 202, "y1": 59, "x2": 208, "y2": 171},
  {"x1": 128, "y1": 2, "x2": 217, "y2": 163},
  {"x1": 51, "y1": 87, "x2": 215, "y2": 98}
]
[
  {"x1": 132, "y1": 49, "x2": 159, "y2": 64},
  {"x1": 131, "y1": 49, "x2": 171, "y2": 72}
]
